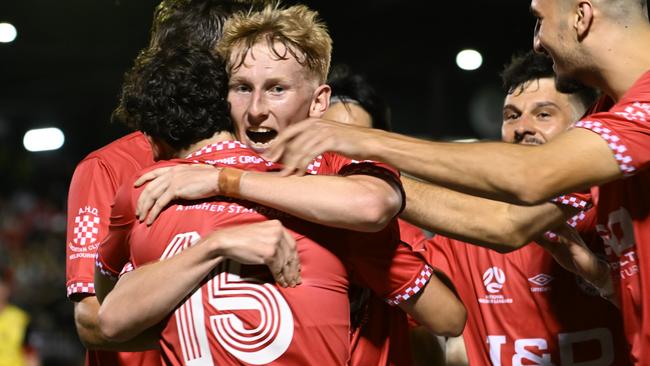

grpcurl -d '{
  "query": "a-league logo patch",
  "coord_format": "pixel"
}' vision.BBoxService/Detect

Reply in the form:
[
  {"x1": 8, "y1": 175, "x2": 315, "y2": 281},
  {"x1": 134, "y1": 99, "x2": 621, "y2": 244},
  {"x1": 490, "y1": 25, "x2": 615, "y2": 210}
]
[{"x1": 73, "y1": 206, "x2": 100, "y2": 245}]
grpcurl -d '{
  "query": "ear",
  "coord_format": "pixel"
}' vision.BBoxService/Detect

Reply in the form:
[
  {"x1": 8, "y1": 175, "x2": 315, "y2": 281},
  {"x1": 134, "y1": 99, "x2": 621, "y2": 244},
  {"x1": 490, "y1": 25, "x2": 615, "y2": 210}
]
[
  {"x1": 575, "y1": 1, "x2": 593, "y2": 41},
  {"x1": 144, "y1": 133, "x2": 172, "y2": 161},
  {"x1": 308, "y1": 84, "x2": 332, "y2": 118}
]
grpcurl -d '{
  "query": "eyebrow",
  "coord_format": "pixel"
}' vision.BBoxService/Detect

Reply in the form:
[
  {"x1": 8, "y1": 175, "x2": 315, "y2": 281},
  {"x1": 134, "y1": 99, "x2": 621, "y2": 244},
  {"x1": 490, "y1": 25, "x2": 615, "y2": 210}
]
[
  {"x1": 532, "y1": 101, "x2": 560, "y2": 109},
  {"x1": 503, "y1": 104, "x2": 521, "y2": 113},
  {"x1": 503, "y1": 101, "x2": 560, "y2": 112},
  {"x1": 228, "y1": 76, "x2": 247, "y2": 84}
]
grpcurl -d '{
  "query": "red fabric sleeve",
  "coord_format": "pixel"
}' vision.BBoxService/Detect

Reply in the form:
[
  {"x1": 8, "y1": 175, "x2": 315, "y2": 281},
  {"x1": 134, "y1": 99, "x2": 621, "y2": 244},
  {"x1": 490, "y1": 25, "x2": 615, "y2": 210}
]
[
  {"x1": 545, "y1": 191, "x2": 593, "y2": 240},
  {"x1": 66, "y1": 158, "x2": 118, "y2": 299},
  {"x1": 422, "y1": 235, "x2": 457, "y2": 282},
  {"x1": 574, "y1": 75, "x2": 650, "y2": 175},
  {"x1": 310, "y1": 152, "x2": 406, "y2": 212},
  {"x1": 551, "y1": 191, "x2": 593, "y2": 212},
  {"x1": 397, "y1": 219, "x2": 428, "y2": 251},
  {"x1": 346, "y1": 221, "x2": 433, "y2": 306},
  {"x1": 95, "y1": 180, "x2": 137, "y2": 280}
]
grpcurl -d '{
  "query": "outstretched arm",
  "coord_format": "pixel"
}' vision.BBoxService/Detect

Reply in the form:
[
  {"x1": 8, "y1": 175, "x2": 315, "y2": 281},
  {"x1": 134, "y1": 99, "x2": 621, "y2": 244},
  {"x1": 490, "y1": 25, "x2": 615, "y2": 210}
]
[
  {"x1": 134, "y1": 164, "x2": 401, "y2": 232},
  {"x1": 96, "y1": 220, "x2": 299, "y2": 342},
  {"x1": 400, "y1": 176, "x2": 579, "y2": 252},
  {"x1": 264, "y1": 119, "x2": 620, "y2": 204}
]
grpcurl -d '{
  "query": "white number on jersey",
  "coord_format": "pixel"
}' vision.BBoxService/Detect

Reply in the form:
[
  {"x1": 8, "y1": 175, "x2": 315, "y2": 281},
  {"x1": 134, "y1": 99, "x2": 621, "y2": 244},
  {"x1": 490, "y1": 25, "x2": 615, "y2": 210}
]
[{"x1": 161, "y1": 232, "x2": 294, "y2": 365}]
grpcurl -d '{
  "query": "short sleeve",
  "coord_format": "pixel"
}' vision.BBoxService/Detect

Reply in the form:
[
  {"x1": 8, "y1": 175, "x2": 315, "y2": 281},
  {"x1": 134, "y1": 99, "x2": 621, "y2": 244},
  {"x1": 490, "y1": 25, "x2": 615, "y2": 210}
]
[
  {"x1": 66, "y1": 158, "x2": 117, "y2": 299},
  {"x1": 551, "y1": 191, "x2": 593, "y2": 212},
  {"x1": 575, "y1": 97, "x2": 650, "y2": 175},
  {"x1": 95, "y1": 181, "x2": 137, "y2": 280},
  {"x1": 346, "y1": 222, "x2": 433, "y2": 306},
  {"x1": 422, "y1": 235, "x2": 458, "y2": 282},
  {"x1": 314, "y1": 152, "x2": 406, "y2": 213},
  {"x1": 397, "y1": 220, "x2": 428, "y2": 251}
]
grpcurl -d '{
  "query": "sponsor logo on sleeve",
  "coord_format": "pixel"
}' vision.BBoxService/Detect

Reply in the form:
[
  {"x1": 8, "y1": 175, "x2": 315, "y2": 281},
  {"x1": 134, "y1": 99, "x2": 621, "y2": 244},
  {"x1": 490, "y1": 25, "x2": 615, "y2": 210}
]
[{"x1": 68, "y1": 206, "x2": 100, "y2": 260}]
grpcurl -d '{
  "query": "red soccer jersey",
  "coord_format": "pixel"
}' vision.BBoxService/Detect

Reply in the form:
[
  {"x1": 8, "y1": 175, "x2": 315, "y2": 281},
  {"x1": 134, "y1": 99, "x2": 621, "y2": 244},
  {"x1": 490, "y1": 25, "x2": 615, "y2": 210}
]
[
  {"x1": 65, "y1": 132, "x2": 160, "y2": 366},
  {"x1": 97, "y1": 141, "x2": 432, "y2": 366},
  {"x1": 423, "y1": 206, "x2": 630, "y2": 366},
  {"x1": 348, "y1": 220, "x2": 429, "y2": 366},
  {"x1": 574, "y1": 70, "x2": 650, "y2": 364}
]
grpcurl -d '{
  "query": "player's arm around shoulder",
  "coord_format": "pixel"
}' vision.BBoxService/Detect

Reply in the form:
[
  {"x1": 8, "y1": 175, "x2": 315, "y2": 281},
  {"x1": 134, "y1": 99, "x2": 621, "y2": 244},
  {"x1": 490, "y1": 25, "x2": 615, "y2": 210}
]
[{"x1": 238, "y1": 157, "x2": 403, "y2": 232}]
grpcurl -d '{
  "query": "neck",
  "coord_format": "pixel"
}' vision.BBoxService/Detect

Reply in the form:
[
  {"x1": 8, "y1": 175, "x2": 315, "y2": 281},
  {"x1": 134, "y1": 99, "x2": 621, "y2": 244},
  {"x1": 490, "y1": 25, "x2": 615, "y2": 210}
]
[
  {"x1": 587, "y1": 20, "x2": 650, "y2": 101},
  {"x1": 176, "y1": 131, "x2": 236, "y2": 158}
]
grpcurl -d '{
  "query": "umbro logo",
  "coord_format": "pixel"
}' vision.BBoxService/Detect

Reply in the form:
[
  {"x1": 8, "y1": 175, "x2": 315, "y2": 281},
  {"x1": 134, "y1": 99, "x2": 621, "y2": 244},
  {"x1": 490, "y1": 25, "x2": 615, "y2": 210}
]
[{"x1": 528, "y1": 273, "x2": 554, "y2": 287}]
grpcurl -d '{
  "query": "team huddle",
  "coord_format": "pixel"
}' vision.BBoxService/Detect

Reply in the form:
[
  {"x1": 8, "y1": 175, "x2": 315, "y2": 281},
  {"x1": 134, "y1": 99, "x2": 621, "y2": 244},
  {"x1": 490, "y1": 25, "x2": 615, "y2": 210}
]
[{"x1": 65, "y1": 0, "x2": 650, "y2": 365}]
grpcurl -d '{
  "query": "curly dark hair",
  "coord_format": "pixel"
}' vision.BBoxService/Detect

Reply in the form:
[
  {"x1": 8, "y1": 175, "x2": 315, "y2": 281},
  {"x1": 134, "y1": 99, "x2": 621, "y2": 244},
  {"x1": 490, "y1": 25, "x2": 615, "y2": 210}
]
[
  {"x1": 112, "y1": 48, "x2": 232, "y2": 151},
  {"x1": 501, "y1": 51, "x2": 598, "y2": 111},
  {"x1": 327, "y1": 64, "x2": 392, "y2": 132}
]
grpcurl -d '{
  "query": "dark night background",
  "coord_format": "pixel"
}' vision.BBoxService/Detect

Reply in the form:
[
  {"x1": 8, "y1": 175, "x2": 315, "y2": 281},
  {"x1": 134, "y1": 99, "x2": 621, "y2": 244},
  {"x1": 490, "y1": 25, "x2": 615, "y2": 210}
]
[
  {"x1": 0, "y1": 1, "x2": 535, "y2": 364},
  {"x1": 0, "y1": 0, "x2": 536, "y2": 198}
]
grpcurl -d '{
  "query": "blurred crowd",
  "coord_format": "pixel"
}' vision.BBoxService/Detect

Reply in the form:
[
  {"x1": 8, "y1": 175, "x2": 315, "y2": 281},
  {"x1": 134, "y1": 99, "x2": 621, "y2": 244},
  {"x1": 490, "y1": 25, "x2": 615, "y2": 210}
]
[{"x1": 0, "y1": 191, "x2": 83, "y2": 366}]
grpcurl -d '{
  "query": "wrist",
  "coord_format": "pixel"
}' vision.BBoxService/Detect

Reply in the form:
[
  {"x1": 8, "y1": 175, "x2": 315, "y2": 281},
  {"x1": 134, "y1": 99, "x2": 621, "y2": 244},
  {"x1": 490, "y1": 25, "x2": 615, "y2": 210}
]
[
  {"x1": 218, "y1": 167, "x2": 244, "y2": 198},
  {"x1": 588, "y1": 260, "x2": 615, "y2": 300},
  {"x1": 205, "y1": 230, "x2": 227, "y2": 258}
]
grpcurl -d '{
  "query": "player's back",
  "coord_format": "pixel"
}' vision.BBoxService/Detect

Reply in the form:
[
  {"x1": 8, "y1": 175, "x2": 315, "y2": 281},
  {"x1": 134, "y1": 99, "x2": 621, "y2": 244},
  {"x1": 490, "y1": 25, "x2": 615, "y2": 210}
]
[
  {"x1": 98, "y1": 141, "x2": 430, "y2": 365},
  {"x1": 111, "y1": 142, "x2": 358, "y2": 365},
  {"x1": 131, "y1": 195, "x2": 354, "y2": 365}
]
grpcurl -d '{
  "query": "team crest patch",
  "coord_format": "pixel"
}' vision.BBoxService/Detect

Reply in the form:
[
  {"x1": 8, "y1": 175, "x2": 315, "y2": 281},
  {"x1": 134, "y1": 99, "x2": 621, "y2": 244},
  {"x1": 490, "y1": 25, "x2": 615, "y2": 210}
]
[{"x1": 73, "y1": 206, "x2": 100, "y2": 245}]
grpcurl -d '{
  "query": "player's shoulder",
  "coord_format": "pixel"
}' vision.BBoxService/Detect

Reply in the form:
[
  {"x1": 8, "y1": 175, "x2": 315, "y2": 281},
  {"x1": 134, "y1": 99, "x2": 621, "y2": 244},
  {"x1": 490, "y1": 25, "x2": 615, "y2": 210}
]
[{"x1": 81, "y1": 132, "x2": 152, "y2": 166}]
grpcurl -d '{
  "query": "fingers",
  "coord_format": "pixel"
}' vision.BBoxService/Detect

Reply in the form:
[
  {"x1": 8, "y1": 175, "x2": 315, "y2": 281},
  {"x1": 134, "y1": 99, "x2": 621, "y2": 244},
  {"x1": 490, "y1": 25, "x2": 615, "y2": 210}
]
[
  {"x1": 263, "y1": 120, "x2": 314, "y2": 162},
  {"x1": 281, "y1": 228, "x2": 301, "y2": 287},
  {"x1": 262, "y1": 222, "x2": 300, "y2": 288},
  {"x1": 276, "y1": 131, "x2": 324, "y2": 176},
  {"x1": 145, "y1": 190, "x2": 175, "y2": 226},
  {"x1": 267, "y1": 237, "x2": 289, "y2": 288},
  {"x1": 134, "y1": 167, "x2": 171, "y2": 187},
  {"x1": 136, "y1": 176, "x2": 171, "y2": 222}
]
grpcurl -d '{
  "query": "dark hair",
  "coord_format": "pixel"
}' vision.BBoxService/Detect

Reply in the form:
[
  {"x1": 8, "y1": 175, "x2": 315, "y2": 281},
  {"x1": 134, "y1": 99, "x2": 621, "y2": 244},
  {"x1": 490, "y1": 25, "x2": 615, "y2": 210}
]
[
  {"x1": 327, "y1": 64, "x2": 392, "y2": 131},
  {"x1": 112, "y1": 48, "x2": 231, "y2": 150},
  {"x1": 149, "y1": 0, "x2": 269, "y2": 52},
  {"x1": 501, "y1": 51, "x2": 598, "y2": 111}
]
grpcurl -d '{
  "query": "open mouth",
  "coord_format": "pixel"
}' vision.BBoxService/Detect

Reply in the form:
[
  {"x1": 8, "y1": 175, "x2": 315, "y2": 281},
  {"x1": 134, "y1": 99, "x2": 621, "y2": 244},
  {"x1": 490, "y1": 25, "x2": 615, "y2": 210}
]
[{"x1": 245, "y1": 127, "x2": 278, "y2": 151}]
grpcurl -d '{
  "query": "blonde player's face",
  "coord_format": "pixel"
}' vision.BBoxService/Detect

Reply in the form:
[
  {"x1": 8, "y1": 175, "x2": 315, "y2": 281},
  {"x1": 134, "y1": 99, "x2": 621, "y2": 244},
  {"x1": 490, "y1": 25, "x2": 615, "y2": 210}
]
[
  {"x1": 227, "y1": 41, "x2": 327, "y2": 153},
  {"x1": 501, "y1": 77, "x2": 576, "y2": 145}
]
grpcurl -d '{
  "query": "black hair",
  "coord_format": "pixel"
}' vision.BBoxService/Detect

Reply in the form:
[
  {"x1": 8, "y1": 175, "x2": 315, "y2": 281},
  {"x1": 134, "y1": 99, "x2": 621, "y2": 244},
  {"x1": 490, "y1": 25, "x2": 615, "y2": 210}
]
[
  {"x1": 327, "y1": 64, "x2": 392, "y2": 131},
  {"x1": 501, "y1": 50, "x2": 598, "y2": 111},
  {"x1": 112, "y1": 48, "x2": 231, "y2": 150},
  {"x1": 149, "y1": 0, "x2": 269, "y2": 52}
]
